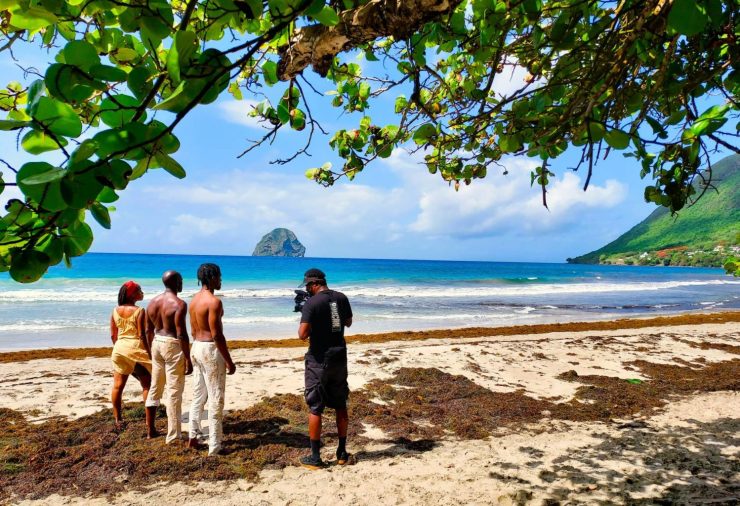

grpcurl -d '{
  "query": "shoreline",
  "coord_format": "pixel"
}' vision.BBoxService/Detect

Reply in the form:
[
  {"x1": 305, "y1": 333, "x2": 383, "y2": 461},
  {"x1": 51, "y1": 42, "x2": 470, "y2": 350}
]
[{"x1": 2, "y1": 310, "x2": 739, "y2": 363}]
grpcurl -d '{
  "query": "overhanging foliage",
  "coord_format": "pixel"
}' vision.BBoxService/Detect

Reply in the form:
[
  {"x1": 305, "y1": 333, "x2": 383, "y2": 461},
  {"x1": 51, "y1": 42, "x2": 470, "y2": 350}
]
[{"x1": 0, "y1": 0, "x2": 738, "y2": 282}]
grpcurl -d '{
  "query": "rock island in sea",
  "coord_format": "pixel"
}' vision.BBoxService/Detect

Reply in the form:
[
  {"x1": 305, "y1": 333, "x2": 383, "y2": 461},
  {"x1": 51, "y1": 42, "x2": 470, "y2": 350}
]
[{"x1": 252, "y1": 228, "x2": 306, "y2": 257}]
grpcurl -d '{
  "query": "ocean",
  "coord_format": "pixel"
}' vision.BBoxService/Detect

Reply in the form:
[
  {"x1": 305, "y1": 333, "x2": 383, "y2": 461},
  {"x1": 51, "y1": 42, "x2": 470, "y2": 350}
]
[{"x1": 0, "y1": 253, "x2": 738, "y2": 351}]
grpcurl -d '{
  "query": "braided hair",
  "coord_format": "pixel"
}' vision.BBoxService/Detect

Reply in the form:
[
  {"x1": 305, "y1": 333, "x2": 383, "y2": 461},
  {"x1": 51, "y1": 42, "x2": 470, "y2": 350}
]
[{"x1": 197, "y1": 263, "x2": 221, "y2": 288}]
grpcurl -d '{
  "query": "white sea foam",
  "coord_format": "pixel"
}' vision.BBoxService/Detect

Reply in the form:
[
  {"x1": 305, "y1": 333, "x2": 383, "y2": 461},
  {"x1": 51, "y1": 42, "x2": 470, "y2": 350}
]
[
  {"x1": 0, "y1": 322, "x2": 107, "y2": 332},
  {"x1": 0, "y1": 290, "x2": 115, "y2": 303},
  {"x1": 369, "y1": 313, "x2": 530, "y2": 321},
  {"x1": 347, "y1": 280, "x2": 740, "y2": 298},
  {"x1": 223, "y1": 315, "x2": 301, "y2": 325},
  {"x1": 1, "y1": 279, "x2": 738, "y2": 302}
]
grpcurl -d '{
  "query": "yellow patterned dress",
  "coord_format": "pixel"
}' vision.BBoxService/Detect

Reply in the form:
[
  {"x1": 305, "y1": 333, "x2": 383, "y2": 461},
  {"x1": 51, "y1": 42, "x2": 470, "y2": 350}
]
[{"x1": 111, "y1": 307, "x2": 152, "y2": 375}]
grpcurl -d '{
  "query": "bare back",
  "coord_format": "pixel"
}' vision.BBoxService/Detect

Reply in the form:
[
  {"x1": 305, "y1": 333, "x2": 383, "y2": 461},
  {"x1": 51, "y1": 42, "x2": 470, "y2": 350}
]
[
  {"x1": 148, "y1": 292, "x2": 187, "y2": 338},
  {"x1": 190, "y1": 289, "x2": 224, "y2": 342}
]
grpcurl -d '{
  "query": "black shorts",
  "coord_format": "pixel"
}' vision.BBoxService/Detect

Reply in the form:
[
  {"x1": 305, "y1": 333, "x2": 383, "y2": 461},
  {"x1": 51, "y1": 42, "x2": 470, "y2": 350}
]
[{"x1": 304, "y1": 347, "x2": 349, "y2": 415}]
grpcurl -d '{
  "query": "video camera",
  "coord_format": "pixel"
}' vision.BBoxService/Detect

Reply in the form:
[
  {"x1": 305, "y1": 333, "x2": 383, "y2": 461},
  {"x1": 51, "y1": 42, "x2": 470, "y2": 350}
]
[{"x1": 293, "y1": 289, "x2": 311, "y2": 313}]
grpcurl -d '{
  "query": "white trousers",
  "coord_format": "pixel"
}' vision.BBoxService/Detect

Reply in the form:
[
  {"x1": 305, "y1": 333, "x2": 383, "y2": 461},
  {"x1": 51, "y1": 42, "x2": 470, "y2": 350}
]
[
  {"x1": 189, "y1": 340, "x2": 226, "y2": 456},
  {"x1": 145, "y1": 336, "x2": 185, "y2": 444}
]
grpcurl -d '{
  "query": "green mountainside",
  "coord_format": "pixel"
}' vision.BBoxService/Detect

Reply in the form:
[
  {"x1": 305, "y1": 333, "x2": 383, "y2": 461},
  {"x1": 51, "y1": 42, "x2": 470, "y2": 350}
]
[{"x1": 569, "y1": 154, "x2": 740, "y2": 267}]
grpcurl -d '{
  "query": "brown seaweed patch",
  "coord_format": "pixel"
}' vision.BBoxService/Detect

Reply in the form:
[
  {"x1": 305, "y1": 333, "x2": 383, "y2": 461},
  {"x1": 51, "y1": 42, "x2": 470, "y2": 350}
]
[
  {"x1": 2, "y1": 359, "x2": 739, "y2": 501},
  {"x1": 683, "y1": 340, "x2": 740, "y2": 355},
  {"x1": 0, "y1": 396, "x2": 314, "y2": 501},
  {"x1": 628, "y1": 359, "x2": 740, "y2": 393}
]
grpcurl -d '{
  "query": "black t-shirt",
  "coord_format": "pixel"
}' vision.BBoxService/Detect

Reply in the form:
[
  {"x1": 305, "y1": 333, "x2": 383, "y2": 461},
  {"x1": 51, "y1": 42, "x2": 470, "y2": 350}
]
[{"x1": 300, "y1": 289, "x2": 352, "y2": 359}]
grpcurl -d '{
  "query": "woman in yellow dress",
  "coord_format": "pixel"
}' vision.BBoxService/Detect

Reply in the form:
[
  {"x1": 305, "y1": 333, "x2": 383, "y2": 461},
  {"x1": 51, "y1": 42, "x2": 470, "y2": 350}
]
[{"x1": 110, "y1": 280, "x2": 156, "y2": 436}]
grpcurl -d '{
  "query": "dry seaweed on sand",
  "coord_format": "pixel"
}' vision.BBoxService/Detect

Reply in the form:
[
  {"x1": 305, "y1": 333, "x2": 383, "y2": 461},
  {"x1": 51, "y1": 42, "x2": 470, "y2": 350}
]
[{"x1": 2, "y1": 359, "x2": 739, "y2": 501}]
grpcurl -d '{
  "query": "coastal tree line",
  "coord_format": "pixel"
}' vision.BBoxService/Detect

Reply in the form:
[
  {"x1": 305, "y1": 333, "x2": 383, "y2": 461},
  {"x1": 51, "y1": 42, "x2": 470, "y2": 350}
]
[{"x1": 0, "y1": 0, "x2": 738, "y2": 281}]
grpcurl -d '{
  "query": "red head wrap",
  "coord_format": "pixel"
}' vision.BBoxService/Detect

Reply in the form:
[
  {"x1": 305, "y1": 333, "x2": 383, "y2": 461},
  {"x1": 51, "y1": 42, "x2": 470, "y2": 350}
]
[{"x1": 123, "y1": 280, "x2": 140, "y2": 300}]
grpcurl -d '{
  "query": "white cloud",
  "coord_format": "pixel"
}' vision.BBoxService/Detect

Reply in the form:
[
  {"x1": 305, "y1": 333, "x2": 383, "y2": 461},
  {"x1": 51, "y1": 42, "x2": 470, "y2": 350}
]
[
  {"x1": 217, "y1": 100, "x2": 266, "y2": 130},
  {"x1": 392, "y1": 151, "x2": 627, "y2": 238},
  {"x1": 168, "y1": 214, "x2": 231, "y2": 245}
]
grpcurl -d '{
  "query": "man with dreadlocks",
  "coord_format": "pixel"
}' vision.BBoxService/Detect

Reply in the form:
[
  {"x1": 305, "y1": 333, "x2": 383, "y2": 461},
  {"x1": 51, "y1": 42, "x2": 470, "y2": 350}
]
[{"x1": 187, "y1": 263, "x2": 236, "y2": 456}]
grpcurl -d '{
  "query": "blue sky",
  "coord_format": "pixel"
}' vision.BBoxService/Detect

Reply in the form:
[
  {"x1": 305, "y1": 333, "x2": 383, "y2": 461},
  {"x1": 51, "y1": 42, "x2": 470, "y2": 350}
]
[{"x1": 0, "y1": 42, "x2": 730, "y2": 263}]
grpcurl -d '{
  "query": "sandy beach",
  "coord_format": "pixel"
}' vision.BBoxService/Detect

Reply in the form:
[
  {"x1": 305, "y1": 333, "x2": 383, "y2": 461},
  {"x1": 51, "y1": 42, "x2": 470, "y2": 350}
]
[{"x1": 1, "y1": 312, "x2": 738, "y2": 505}]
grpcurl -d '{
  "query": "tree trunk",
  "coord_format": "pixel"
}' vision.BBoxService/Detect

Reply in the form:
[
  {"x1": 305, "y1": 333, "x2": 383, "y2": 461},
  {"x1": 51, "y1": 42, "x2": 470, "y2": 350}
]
[{"x1": 277, "y1": 0, "x2": 463, "y2": 80}]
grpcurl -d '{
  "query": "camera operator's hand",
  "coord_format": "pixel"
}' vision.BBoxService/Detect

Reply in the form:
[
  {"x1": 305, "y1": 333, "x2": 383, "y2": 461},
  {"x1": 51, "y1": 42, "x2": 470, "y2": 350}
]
[{"x1": 185, "y1": 358, "x2": 193, "y2": 375}]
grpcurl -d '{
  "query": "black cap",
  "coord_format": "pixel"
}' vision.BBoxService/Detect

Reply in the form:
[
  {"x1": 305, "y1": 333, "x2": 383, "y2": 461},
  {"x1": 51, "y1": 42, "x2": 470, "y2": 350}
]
[{"x1": 301, "y1": 268, "x2": 326, "y2": 286}]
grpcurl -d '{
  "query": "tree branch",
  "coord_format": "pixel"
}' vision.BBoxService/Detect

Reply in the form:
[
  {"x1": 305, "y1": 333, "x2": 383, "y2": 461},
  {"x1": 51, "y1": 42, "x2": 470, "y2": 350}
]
[{"x1": 277, "y1": 0, "x2": 463, "y2": 80}]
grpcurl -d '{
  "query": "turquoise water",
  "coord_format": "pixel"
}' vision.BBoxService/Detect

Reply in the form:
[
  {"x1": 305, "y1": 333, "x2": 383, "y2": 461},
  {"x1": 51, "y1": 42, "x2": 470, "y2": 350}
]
[{"x1": 1, "y1": 253, "x2": 738, "y2": 350}]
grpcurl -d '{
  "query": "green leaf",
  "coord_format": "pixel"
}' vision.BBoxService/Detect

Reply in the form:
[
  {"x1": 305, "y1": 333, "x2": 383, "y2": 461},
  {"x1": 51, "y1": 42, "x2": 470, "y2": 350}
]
[
  {"x1": 8, "y1": 6, "x2": 58, "y2": 31},
  {"x1": 413, "y1": 123, "x2": 437, "y2": 144},
  {"x1": 0, "y1": 120, "x2": 30, "y2": 130},
  {"x1": 61, "y1": 170, "x2": 104, "y2": 209},
  {"x1": 37, "y1": 234, "x2": 64, "y2": 267},
  {"x1": 89, "y1": 64, "x2": 128, "y2": 82},
  {"x1": 21, "y1": 130, "x2": 68, "y2": 154},
  {"x1": 16, "y1": 162, "x2": 67, "y2": 211},
  {"x1": 155, "y1": 153, "x2": 186, "y2": 178},
  {"x1": 689, "y1": 117, "x2": 727, "y2": 137},
  {"x1": 33, "y1": 97, "x2": 83, "y2": 137},
  {"x1": 604, "y1": 129, "x2": 630, "y2": 149},
  {"x1": 130, "y1": 158, "x2": 151, "y2": 180},
  {"x1": 305, "y1": 168, "x2": 319, "y2": 179},
  {"x1": 72, "y1": 139, "x2": 99, "y2": 163},
  {"x1": 667, "y1": 0, "x2": 708, "y2": 36},
  {"x1": 90, "y1": 202, "x2": 111, "y2": 229},
  {"x1": 152, "y1": 81, "x2": 192, "y2": 113},
  {"x1": 45, "y1": 64, "x2": 99, "y2": 103},
  {"x1": 26, "y1": 79, "x2": 45, "y2": 117},
  {"x1": 19, "y1": 167, "x2": 66, "y2": 185},
  {"x1": 166, "y1": 30, "x2": 197, "y2": 84},
  {"x1": 10, "y1": 250, "x2": 50, "y2": 283},
  {"x1": 290, "y1": 108, "x2": 306, "y2": 130},
  {"x1": 93, "y1": 128, "x2": 134, "y2": 158},
  {"x1": 97, "y1": 187, "x2": 120, "y2": 203},
  {"x1": 128, "y1": 66, "x2": 154, "y2": 100},
  {"x1": 241, "y1": 0, "x2": 263, "y2": 18},
  {"x1": 394, "y1": 95, "x2": 408, "y2": 114},
  {"x1": 587, "y1": 122, "x2": 605, "y2": 142},
  {"x1": 100, "y1": 95, "x2": 141, "y2": 128},
  {"x1": 113, "y1": 47, "x2": 139, "y2": 63},
  {"x1": 228, "y1": 81, "x2": 243, "y2": 100},
  {"x1": 102, "y1": 160, "x2": 133, "y2": 190},
  {"x1": 277, "y1": 101, "x2": 291, "y2": 125},
  {"x1": 697, "y1": 104, "x2": 729, "y2": 121},
  {"x1": 262, "y1": 61, "x2": 278, "y2": 86},
  {"x1": 499, "y1": 134, "x2": 522, "y2": 153},
  {"x1": 359, "y1": 82, "x2": 371, "y2": 100},
  {"x1": 63, "y1": 221, "x2": 94, "y2": 257},
  {"x1": 63, "y1": 40, "x2": 100, "y2": 72},
  {"x1": 313, "y1": 5, "x2": 339, "y2": 26}
]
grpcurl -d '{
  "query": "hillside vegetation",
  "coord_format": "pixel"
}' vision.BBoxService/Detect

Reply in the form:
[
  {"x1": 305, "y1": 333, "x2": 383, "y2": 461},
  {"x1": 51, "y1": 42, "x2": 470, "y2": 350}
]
[{"x1": 569, "y1": 154, "x2": 740, "y2": 267}]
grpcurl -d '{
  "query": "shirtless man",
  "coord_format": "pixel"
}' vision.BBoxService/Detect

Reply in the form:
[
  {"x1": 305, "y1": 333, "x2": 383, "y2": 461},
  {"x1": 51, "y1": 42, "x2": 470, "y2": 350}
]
[
  {"x1": 144, "y1": 270, "x2": 192, "y2": 443},
  {"x1": 188, "y1": 263, "x2": 236, "y2": 456}
]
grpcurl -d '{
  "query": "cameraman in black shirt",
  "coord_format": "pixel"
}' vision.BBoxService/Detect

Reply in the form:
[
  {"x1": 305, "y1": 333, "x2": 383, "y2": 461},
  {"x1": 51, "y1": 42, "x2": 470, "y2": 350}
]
[{"x1": 298, "y1": 268, "x2": 353, "y2": 469}]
